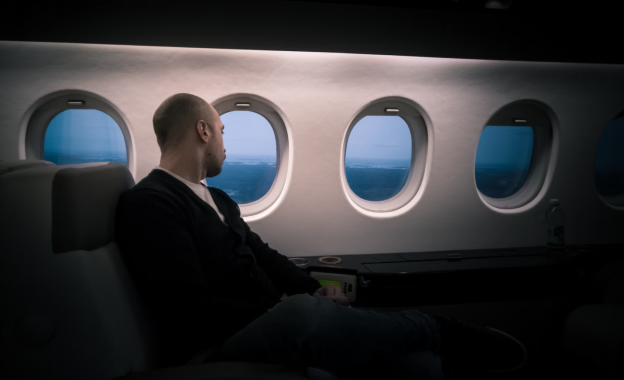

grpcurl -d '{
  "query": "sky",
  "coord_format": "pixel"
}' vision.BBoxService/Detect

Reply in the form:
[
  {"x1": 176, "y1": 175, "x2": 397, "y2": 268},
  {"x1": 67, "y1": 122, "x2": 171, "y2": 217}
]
[
  {"x1": 346, "y1": 116, "x2": 412, "y2": 162},
  {"x1": 221, "y1": 111, "x2": 276, "y2": 158},
  {"x1": 44, "y1": 110, "x2": 622, "y2": 175},
  {"x1": 475, "y1": 126, "x2": 534, "y2": 170},
  {"x1": 44, "y1": 109, "x2": 126, "y2": 157},
  {"x1": 222, "y1": 113, "x2": 415, "y2": 163}
]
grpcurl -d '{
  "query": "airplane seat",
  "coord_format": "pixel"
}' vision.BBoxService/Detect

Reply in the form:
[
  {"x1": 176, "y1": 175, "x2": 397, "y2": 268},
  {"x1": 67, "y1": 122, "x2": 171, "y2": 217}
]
[
  {"x1": 562, "y1": 259, "x2": 624, "y2": 379},
  {"x1": 0, "y1": 161, "x2": 158, "y2": 379},
  {"x1": 0, "y1": 158, "x2": 54, "y2": 176},
  {"x1": 0, "y1": 160, "x2": 326, "y2": 380}
]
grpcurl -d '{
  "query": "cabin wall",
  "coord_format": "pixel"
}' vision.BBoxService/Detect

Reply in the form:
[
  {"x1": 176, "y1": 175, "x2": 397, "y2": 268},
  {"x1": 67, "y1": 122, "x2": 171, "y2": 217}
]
[{"x1": 1, "y1": 41, "x2": 623, "y2": 255}]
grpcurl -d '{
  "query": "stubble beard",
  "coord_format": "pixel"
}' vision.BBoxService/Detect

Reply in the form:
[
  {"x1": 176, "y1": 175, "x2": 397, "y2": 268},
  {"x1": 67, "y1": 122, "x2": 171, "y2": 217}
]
[{"x1": 203, "y1": 151, "x2": 223, "y2": 178}]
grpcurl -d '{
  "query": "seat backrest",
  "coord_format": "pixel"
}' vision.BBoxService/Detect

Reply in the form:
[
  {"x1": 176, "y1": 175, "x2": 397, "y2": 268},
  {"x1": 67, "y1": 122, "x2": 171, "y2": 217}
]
[
  {"x1": 0, "y1": 161, "x2": 157, "y2": 380},
  {"x1": 0, "y1": 159, "x2": 54, "y2": 176}
]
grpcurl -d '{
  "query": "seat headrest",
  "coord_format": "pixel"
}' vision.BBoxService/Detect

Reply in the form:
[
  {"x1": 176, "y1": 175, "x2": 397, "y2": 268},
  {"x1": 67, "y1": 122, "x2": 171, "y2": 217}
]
[
  {"x1": 0, "y1": 159, "x2": 54, "y2": 176},
  {"x1": 52, "y1": 162, "x2": 135, "y2": 254}
]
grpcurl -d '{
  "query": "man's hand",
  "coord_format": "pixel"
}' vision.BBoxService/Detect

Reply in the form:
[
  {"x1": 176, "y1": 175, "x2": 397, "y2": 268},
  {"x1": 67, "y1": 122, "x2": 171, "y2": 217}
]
[{"x1": 313, "y1": 283, "x2": 351, "y2": 308}]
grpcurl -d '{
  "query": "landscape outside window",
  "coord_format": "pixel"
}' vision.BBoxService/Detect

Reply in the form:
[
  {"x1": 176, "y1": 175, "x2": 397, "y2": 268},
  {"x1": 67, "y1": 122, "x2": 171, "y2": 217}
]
[
  {"x1": 44, "y1": 111, "x2": 550, "y2": 204},
  {"x1": 475, "y1": 126, "x2": 533, "y2": 199},
  {"x1": 345, "y1": 116, "x2": 412, "y2": 201},
  {"x1": 595, "y1": 116, "x2": 624, "y2": 197},
  {"x1": 44, "y1": 109, "x2": 127, "y2": 166},
  {"x1": 206, "y1": 111, "x2": 277, "y2": 204}
]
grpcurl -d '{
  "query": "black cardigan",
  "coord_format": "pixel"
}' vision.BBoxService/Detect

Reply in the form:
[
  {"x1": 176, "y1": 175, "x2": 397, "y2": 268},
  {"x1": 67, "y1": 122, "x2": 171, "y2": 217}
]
[{"x1": 115, "y1": 169, "x2": 321, "y2": 366}]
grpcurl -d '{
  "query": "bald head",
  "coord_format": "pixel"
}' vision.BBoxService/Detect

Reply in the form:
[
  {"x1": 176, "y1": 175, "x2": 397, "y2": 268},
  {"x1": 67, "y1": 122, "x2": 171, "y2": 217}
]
[{"x1": 153, "y1": 93, "x2": 218, "y2": 152}]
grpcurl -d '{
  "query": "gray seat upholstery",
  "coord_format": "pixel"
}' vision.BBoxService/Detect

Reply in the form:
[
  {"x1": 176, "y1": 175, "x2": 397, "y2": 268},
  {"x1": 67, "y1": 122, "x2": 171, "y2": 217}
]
[
  {"x1": 562, "y1": 260, "x2": 624, "y2": 379},
  {"x1": 0, "y1": 158, "x2": 54, "y2": 176},
  {"x1": 0, "y1": 161, "x2": 317, "y2": 380}
]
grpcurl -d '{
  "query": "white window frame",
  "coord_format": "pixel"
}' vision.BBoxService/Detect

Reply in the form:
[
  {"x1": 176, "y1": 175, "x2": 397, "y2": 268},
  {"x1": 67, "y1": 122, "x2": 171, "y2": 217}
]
[
  {"x1": 595, "y1": 111, "x2": 624, "y2": 209},
  {"x1": 212, "y1": 95, "x2": 289, "y2": 216},
  {"x1": 475, "y1": 101, "x2": 554, "y2": 210},
  {"x1": 341, "y1": 97, "x2": 428, "y2": 213},
  {"x1": 24, "y1": 91, "x2": 133, "y2": 173}
]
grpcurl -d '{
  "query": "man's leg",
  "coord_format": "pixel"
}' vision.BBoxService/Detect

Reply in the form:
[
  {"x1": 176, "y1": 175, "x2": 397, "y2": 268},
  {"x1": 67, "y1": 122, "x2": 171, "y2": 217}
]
[{"x1": 209, "y1": 294, "x2": 441, "y2": 378}]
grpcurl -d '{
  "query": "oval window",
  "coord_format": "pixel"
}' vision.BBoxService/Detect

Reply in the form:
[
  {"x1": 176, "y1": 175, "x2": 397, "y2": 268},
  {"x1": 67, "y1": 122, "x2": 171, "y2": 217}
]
[
  {"x1": 345, "y1": 116, "x2": 412, "y2": 201},
  {"x1": 595, "y1": 116, "x2": 624, "y2": 198},
  {"x1": 207, "y1": 111, "x2": 277, "y2": 204},
  {"x1": 475, "y1": 125, "x2": 534, "y2": 198},
  {"x1": 475, "y1": 102, "x2": 554, "y2": 210},
  {"x1": 44, "y1": 109, "x2": 128, "y2": 165}
]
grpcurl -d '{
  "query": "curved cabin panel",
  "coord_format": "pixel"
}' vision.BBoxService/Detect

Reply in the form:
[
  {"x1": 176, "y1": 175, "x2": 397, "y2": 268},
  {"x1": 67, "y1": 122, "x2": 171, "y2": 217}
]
[{"x1": 1, "y1": 41, "x2": 623, "y2": 256}]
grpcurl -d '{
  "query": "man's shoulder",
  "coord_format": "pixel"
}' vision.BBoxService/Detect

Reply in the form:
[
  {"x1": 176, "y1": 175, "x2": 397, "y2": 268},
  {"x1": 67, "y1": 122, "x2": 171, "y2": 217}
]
[
  {"x1": 116, "y1": 177, "x2": 188, "y2": 230},
  {"x1": 119, "y1": 171, "x2": 182, "y2": 208}
]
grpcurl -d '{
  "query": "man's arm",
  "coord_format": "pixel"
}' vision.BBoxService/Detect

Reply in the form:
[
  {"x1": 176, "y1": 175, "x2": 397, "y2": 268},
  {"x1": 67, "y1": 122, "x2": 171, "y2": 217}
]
[{"x1": 240, "y1": 218, "x2": 322, "y2": 297}]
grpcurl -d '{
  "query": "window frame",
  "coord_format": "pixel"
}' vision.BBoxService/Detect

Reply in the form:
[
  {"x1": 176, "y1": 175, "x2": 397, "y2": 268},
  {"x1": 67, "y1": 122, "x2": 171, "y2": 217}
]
[
  {"x1": 475, "y1": 102, "x2": 553, "y2": 210},
  {"x1": 25, "y1": 91, "x2": 133, "y2": 172},
  {"x1": 212, "y1": 95, "x2": 288, "y2": 216},
  {"x1": 342, "y1": 98, "x2": 428, "y2": 213},
  {"x1": 595, "y1": 111, "x2": 624, "y2": 208}
]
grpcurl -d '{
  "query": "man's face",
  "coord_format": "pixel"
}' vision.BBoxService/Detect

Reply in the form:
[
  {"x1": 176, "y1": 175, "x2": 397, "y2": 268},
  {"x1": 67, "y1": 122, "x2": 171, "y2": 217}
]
[{"x1": 204, "y1": 111, "x2": 226, "y2": 178}]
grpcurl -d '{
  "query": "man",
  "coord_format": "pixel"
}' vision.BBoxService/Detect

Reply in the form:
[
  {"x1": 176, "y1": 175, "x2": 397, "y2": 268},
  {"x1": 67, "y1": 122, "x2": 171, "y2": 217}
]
[{"x1": 116, "y1": 93, "x2": 527, "y2": 379}]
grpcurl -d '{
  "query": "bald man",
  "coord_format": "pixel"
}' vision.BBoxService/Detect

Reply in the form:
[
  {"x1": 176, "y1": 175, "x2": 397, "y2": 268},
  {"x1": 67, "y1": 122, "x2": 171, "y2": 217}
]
[{"x1": 115, "y1": 94, "x2": 527, "y2": 379}]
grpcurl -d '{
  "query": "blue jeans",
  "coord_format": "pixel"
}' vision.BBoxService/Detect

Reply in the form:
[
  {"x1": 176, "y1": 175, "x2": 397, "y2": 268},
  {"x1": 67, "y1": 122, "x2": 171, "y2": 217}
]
[{"x1": 208, "y1": 294, "x2": 443, "y2": 379}]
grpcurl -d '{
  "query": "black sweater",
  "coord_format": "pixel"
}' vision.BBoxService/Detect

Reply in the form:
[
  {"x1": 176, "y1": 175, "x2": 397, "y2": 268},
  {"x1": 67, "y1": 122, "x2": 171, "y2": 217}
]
[{"x1": 115, "y1": 169, "x2": 321, "y2": 366}]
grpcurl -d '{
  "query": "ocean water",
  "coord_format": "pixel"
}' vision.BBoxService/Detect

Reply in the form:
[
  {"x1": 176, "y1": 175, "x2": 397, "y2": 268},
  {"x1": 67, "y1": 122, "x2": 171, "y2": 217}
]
[
  {"x1": 212, "y1": 159, "x2": 539, "y2": 203},
  {"x1": 474, "y1": 168, "x2": 530, "y2": 199},
  {"x1": 43, "y1": 153, "x2": 623, "y2": 204},
  {"x1": 207, "y1": 160, "x2": 277, "y2": 204},
  {"x1": 345, "y1": 158, "x2": 411, "y2": 201},
  {"x1": 44, "y1": 152, "x2": 128, "y2": 166},
  {"x1": 208, "y1": 157, "x2": 416, "y2": 203},
  {"x1": 210, "y1": 162, "x2": 414, "y2": 203}
]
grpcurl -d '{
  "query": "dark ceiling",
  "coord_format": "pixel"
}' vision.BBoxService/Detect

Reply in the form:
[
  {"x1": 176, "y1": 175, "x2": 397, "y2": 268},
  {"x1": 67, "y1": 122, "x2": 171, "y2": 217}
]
[{"x1": 1, "y1": 0, "x2": 621, "y2": 65}]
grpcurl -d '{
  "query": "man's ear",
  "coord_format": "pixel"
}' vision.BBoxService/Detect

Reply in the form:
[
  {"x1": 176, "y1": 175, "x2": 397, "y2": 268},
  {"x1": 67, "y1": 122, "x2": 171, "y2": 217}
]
[{"x1": 197, "y1": 120, "x2": 211, "y2": 143}]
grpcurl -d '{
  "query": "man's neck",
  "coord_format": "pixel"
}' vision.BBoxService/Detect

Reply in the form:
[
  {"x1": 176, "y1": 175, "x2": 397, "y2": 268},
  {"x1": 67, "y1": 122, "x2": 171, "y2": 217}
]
[{"x1": 159, "y1": 152, "x2": 204, "y2": 184}]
